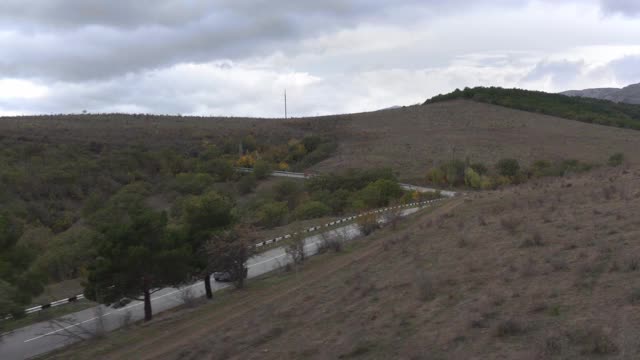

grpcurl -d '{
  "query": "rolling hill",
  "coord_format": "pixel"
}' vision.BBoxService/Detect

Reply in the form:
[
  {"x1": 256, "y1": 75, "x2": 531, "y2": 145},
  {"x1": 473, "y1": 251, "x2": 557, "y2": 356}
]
[{"x1": 562, "y1": 83, "x2": 640, "y2": 105}]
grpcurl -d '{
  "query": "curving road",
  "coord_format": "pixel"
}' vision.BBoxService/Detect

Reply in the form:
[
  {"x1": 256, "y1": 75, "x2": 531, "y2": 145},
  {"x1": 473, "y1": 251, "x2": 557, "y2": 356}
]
[{"x1": 0, "y1": 205, "x2": 430, "y2": 360}]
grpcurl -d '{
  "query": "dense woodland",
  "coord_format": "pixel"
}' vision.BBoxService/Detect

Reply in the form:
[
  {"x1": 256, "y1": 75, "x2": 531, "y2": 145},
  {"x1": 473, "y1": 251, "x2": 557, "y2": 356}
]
[
  {"x1": 426, "y1": 86, "x2": 640, "y2": 130},
  {"x1": 0, "y1": 133, "x2": 417, "y2": 321}
]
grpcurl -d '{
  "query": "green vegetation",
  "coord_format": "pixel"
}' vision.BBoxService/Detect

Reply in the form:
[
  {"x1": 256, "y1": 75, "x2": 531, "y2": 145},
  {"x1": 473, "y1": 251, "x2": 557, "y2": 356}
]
[
  {"x1": 0, "y1": 133, "x2": 338, "y2": 321},
  {"x1": 425, "y1": 86, "x2": 640, "y2": 130}
]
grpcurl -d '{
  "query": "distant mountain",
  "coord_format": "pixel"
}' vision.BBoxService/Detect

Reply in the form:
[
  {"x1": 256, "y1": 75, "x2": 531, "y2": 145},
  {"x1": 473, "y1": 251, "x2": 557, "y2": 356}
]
[{"x1": 561, "y1": 83, "x2": 640, "y2": 104}]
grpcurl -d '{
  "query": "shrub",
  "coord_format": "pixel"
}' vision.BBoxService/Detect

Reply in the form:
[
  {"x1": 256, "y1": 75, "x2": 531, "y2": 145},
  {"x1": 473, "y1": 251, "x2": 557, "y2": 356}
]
[
  {"x1": 470, "y1": 162, "x2": 488, "y2": 175},
  {"x1": 630, "y1": 288, "x2": 640, "y2": 305},
  {"x1": 464, "y1": 168, "x2": 482, "y2": 189},
  {"x1": 416, "y1": 270, "x2": 435, "y2": 301},
  {"x1": 441, "y1": 160, "x2": 466, "y2": 186},
  {"x1": 237, "y1": 174, "x2": 257, "y2": 195},
  {"x1": 496, "y1": 319, "x2": 525, "y2": 337},
  {"x1": 521, "y1": 231, "x2": 544, "y2": 247},
  {"x1": 274, "y1": 180, "x2": 302, "y2": 208},
  {"x1": 292, "y1": 201, "x2": 331, "y2": 220},
  {"x1": 569, "y1": 327, "x2": 618, "y2": 355},
  {"x1": 199, "y1": 158, "x2": 234, "y2": 181},
  {"x1": 354, "y1": 179, "x2": 403, "y2": 209},
  {"x1": 608, "y1": 152, "x2": 624, "y2": 167},
  {"x1": 257, "y1": 201, "x2": 288, "y2": 228},
  {"x1": 253, "y1": 159, "x2": 272, "y2": 180},
  {"x1": 500, "y1": 216, "x2": 522, "y2": 235},
  {"x1": 496, "y1": 158, "x2": 520, "y2": 177},
  {"x1": 426, "y1": 167, "x2": 446, "y2": 185},
  {"x1": 172, "y1": 173, "x2": 214, "y2": 194}
]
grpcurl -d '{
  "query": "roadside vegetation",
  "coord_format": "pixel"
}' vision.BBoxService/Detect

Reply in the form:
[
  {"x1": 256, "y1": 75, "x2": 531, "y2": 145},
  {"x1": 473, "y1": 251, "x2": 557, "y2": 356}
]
[
  {"x1": 425, "y1": 153, "x2": 625, "y2": 189},
  {"x1": 425, "y1": 86, "x2": 640, "y2": 130},
  {"x1": 1, "y1": 127, "x2": 429, "y2": 325}
]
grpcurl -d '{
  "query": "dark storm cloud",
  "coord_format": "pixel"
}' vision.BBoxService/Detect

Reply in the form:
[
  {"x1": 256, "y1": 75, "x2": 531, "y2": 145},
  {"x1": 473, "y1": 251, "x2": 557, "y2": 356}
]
[
  {"x1": 0, "y1": 0, "x2": 525, "y2": 82},
  {"x1": 0, "y1": 0, "x2": 428, "y2": 81}
]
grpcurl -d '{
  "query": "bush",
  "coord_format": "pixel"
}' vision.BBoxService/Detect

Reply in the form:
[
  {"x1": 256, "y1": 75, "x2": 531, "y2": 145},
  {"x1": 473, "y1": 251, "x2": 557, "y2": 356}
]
[
  {"x1": 199, "y1": 158, "x2": 234, "y2": 181},
  {"x1": 426, "y1": 167, "x2": 446, "y2": 185},
  {"x1": 608, "y1": 152, "x2": 624, "y2": 167},
  {"x1": 500, "y1": 216, "x2": 522, "y2": 235},
  {"x1": 274, "y1": 180, "x2": 302, "y2": 208},
  {"x1": 354, "y1": 179, "x2": 403, "y2": 209},
  {"x1": 470, "y1": 162, "x2": 488, "y2": 175},
  {"x1": 237, "y1": 174, "x2": 257, "y2": 195},
  {"x1": 441, "y1": 160, "x2": 466, "y2": 186},
  {"x1": 172, "y1": 173, "x2": 214, "y2": 194},
  {"x1": 257, "y1": 201, "x2": 288, "y2": 228},
  {"x1": 496, "y1": 319, "x2": 525, "y2": 337},
  {"x1": 253, "y1": 159, "x2": 272, "y2": 180},
  {"x1": 292, "y1": 201, "x2": 331, "y2": 220},
  {"x1": 464, "y1": 168, "x2": 482, "y2": 189},
  {"x1": 496, "y1": 158, "x2": 520, "y2": 177}
]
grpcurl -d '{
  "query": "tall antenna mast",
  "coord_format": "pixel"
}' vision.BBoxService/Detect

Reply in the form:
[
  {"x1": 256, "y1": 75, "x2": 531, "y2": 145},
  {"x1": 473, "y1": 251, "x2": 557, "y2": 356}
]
[{"x1": 284, "y1": 89, "x2": 288, "y2": 119}]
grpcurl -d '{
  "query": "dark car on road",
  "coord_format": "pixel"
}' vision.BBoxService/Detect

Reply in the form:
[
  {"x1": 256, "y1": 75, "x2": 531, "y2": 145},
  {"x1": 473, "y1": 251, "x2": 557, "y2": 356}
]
[{"x1": 213, "y1": 267, "x2": 248, "y2": 282}]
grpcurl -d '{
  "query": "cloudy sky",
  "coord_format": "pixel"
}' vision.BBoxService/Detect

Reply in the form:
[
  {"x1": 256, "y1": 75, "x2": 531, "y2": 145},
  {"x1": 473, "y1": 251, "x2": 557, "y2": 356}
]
[{"x1": 1, "y1": 0, "x2": 640, "y2": 117}]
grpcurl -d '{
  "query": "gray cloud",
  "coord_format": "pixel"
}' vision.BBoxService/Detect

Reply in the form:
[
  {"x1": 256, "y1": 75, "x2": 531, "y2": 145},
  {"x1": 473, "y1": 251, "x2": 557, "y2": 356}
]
[
  {"x1": 608, "y1": 55, "x2": 640, "y2": 83},
  {"x1": 600, "y1": 0, "x2": 640, "y2": 15},
  {"x1": 0, "y1": 0, "x2": 639, "y2": 116},
  {"x1": 522, "y1": 60, "x2": 585, "y2": 87}
]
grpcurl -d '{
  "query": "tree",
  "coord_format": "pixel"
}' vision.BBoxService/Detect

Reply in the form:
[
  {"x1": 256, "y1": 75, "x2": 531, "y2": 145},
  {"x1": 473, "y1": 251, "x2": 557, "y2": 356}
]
[
  {"x1": 84, "y1": 204, "x2": 191, "y2": 321},
  {"x1": 206, "y1": 226, "x2": 256, "y2": 289},
  {"x1": 0, "y1": 213, "x2": 45, "y2": 319},
  {"x1": 181, "y1": 192, "x2": 234, "y2": 299},
  {"x1": 253, "y1": 159, "x2": 272, "y2": 180},
  {"x1": 292, "y1": 201, "x2": 331, "y2": 220},
  {"x1": 257, "y1": 201, "x2": 288, "y2": 228},
  {"x1": 496, "y1": 158, "x2": 520, "y2": 178},
  {"x1": 464, "y1": 168, "x2": 482, "y2": 189}
]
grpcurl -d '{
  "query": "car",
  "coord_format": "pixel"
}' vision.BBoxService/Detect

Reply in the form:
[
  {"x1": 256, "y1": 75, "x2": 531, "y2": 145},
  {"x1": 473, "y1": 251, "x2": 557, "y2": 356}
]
[
  {"x1": 111, "y1": 297, "x2": 132, "y2": 309},
  {"x1": 213, "y1": 267, "x2": 248, "y2": 282}
]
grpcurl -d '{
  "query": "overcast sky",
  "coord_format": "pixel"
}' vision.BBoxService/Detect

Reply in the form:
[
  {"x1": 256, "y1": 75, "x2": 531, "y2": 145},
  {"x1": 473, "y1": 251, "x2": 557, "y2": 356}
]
[{"x1": 1, "y1": 0, "x2": 640, "y2": 117}]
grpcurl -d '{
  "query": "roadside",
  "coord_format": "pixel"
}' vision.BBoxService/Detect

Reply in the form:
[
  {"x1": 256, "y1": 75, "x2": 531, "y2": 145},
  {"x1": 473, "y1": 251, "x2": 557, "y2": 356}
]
[{"x1": 40, "y1": 199, "x2": 457, "y2": 359}]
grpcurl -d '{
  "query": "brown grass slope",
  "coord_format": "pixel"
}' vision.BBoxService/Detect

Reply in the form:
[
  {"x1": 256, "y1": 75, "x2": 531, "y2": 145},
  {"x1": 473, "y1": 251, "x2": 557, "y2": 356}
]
[
  {"x1": 2, "y1": 100, "x2": 640, "y2": 181},
  {"x1": 47, "y1": 167, "x2": 640, "y2": 359},
  {"x1": 316, "y1": 100, "x2": 640, "y2": 182}
]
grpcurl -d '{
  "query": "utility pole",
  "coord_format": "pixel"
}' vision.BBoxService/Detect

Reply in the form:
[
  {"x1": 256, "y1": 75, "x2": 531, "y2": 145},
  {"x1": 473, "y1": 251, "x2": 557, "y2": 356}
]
[{"x1": 284, "y1": 89, "x2": 288, "y2": 119}]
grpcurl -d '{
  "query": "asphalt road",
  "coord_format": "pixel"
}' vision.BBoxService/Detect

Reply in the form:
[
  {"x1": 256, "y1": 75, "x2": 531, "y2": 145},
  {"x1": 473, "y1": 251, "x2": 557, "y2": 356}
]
[
  {"x1": 0, "y1": 206, "x2": 425, "y2": 360},
  {"x1": 237, "y1": 168, "x2": 457, "y2": 198}
]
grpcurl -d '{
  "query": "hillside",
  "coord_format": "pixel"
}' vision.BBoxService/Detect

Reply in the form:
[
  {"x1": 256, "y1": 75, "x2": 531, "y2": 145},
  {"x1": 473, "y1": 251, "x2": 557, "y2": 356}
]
[
  {"x1": 45, "y1": 166, "x2": 640, "y2": 359},
  {"x1": 4, "y1": 96, "x2": 640, "y2": 185},
  {"x1": 562, "y1": 83, "x2": 640, "y2": 105},
  {"x1": 315, "y1": 99, "x2": 640, "y2": 182}
]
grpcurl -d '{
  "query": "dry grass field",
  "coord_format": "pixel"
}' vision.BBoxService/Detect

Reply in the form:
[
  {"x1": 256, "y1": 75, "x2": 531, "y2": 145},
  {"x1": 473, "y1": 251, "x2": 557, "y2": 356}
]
[
  {"x1": 44, "y1": 166, "x2": 640, "y2": 359},
  {"x1": 3, "y1": 99, "x2": 640, "y2": 183},
  {"x1": 317, "y1": 100, "x2": 640, "y2": 182}
]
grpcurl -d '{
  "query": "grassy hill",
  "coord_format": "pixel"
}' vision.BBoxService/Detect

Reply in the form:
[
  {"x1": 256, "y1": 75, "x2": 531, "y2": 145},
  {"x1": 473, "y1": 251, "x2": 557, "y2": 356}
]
[
  {"x1": 315, "y1": 99, "x2": 640, "y2": 182},
  {"x1": 425, "y1": 86, "x2": 640, "y2": 130},
  {"x1": 45, "y1": 167, "x2": 640, "y2": 359}
]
